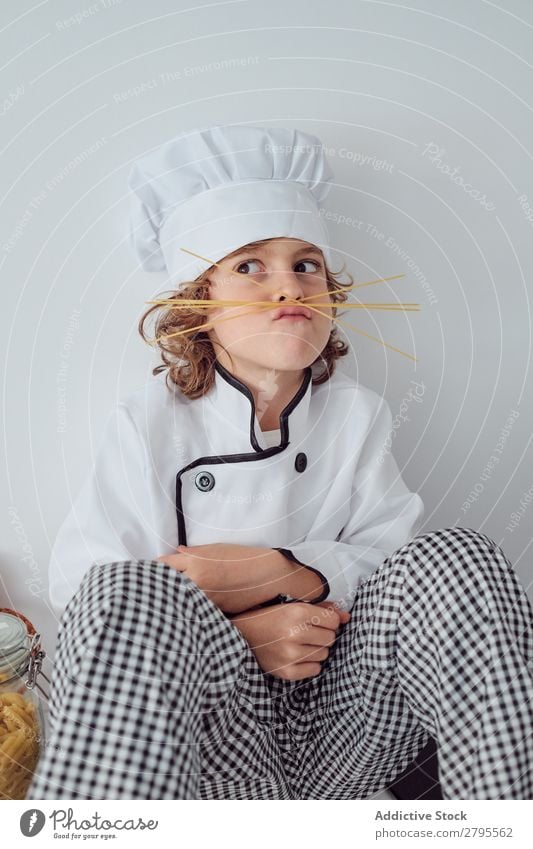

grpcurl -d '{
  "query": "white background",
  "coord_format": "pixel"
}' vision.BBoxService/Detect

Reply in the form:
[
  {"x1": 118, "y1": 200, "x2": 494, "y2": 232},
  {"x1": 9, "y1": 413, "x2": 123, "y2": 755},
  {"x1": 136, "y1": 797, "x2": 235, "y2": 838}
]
[{"x1": 1, "y1": 0, "x2": 532, "y2": 699}]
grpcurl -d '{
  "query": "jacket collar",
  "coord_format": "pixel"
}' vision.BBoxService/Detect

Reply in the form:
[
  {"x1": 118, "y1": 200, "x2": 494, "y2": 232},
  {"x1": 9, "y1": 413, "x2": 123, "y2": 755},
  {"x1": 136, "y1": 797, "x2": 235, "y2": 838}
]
[{"x1": 207, "y1": 360, "x2": 314, "y2": 452}]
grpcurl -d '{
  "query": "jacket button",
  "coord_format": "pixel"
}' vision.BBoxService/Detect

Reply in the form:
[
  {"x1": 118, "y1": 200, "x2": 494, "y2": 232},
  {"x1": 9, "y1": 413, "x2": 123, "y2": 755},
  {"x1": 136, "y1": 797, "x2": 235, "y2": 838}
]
[
  {"x1": 195, "y1": 471, "x2": 215, "y2": 492},
  {"x1": 295, "y1": 452, "x2": 307, "y2": 473}
]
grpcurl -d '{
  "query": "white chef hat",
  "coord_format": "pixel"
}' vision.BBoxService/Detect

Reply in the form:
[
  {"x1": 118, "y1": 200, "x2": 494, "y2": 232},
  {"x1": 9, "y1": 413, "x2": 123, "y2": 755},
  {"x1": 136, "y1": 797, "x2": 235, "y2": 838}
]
[{"x1": 127, "y1": 124, "x2": 335, "y2": 289}]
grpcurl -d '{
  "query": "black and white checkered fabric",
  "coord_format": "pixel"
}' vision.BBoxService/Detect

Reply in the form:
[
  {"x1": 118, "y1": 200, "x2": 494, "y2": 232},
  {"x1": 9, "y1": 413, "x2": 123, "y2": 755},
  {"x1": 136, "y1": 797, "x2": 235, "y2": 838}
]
[{"x1": 26, "y1": 527, "x2": 533, "y2": 800}]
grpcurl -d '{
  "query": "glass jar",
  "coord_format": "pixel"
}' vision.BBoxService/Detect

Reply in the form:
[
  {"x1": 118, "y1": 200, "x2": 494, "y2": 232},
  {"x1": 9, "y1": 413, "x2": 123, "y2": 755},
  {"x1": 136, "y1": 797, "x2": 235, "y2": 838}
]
[{"x1": 0, "y1": 609, "x2": 49, "y2": 800}]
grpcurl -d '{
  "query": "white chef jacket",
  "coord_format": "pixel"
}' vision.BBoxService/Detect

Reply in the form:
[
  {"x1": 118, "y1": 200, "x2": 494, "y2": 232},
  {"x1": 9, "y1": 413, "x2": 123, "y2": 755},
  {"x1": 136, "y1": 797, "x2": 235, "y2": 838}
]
[{"x1": 48, "y1": 360, "x2": 424, "y2": 617}]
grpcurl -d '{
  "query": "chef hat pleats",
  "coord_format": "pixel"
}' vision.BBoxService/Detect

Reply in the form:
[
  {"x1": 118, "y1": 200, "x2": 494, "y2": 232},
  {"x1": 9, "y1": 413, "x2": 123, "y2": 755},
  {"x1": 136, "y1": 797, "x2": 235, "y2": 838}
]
[{"x1": 127, "y1": 124, "x2": 335, "y2": 288}]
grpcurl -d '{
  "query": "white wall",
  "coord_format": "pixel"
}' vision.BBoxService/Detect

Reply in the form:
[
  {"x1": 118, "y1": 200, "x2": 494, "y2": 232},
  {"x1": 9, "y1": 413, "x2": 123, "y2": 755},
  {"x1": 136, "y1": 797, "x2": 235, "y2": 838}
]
[{"x1": 1, "y1": 0, "x2": 532, "y2": 669}]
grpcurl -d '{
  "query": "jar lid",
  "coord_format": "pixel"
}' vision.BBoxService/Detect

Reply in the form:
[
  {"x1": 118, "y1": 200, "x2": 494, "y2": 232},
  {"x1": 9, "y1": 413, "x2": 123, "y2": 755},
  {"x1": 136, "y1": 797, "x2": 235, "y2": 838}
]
[{"x1": 0, "y1": 611, "x2": 29, "y2": 673}]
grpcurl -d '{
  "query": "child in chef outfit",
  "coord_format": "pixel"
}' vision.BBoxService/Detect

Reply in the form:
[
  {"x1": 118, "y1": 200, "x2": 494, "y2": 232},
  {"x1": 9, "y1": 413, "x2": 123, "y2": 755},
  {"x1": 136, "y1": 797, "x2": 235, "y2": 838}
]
[{"x1": 27, "y1": 125, "x2": 533, "y2": 801}]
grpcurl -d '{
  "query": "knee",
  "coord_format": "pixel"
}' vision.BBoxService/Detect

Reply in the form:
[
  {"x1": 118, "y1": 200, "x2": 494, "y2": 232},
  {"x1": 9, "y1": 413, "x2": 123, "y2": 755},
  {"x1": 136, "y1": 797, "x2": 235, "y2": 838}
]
[
  {"x1": 413, "y1": 526, "x2": 497, "y2": 552},
  {"x1": 391, "y1": 526, "x2": 510, "y2": 581},
  {"x1": 67, "y1": 559, "x2": 197, "y2": 625},
  {"x1": 81, "y1": 557, "x2": 186, "y2": 594}
]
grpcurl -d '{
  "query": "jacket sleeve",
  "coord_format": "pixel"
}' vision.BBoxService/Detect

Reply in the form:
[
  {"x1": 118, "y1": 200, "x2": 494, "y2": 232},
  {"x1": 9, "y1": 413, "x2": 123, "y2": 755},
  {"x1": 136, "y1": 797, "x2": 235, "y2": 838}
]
[
  {"x1": 48, "y1": 402, "x2": 158, "y2": 618},
  {"x1": 272, "y1": 396, "x2": 425, "y2": 611}
]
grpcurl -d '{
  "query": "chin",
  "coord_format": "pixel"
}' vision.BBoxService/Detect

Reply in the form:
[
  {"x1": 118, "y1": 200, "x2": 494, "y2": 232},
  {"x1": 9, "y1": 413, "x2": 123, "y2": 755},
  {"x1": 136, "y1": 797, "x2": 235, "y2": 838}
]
[
  {"x1": 277, "y1": 338, "x2": 323, "y2": 364},
  {"x1": 264, "y1": 354, "x2": 315, "y2": 373}
]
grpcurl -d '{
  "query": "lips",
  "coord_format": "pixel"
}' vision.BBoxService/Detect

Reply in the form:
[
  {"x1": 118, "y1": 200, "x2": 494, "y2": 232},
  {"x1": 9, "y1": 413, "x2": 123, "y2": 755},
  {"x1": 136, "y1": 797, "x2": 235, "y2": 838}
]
[{"x1": 273, "y1": 306, "x2": 312, "y2": 320}]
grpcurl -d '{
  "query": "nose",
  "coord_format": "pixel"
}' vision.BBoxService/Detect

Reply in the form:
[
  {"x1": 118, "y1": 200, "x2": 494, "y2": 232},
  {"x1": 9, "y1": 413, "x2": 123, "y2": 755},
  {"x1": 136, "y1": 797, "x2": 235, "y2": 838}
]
[{"x1": 270, "y1": 267, "x2": 306, "y2": 302}]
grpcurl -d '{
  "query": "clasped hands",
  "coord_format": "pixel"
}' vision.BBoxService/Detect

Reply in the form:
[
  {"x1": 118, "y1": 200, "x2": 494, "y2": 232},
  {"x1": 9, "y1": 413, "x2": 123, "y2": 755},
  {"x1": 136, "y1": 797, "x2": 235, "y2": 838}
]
[
  {"x1": 156, "y1": 542, "x2": 290, "y2": 614},
  {"x1": 156, "y1": 542, "x2": 351, "y2": 681}
]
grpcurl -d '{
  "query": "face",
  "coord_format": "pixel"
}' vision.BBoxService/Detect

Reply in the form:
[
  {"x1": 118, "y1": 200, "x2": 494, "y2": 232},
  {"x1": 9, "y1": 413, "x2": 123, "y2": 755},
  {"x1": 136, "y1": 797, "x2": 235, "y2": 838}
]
[{"x1": 205, "y1": 237, "x2": 333, "y2": 380}]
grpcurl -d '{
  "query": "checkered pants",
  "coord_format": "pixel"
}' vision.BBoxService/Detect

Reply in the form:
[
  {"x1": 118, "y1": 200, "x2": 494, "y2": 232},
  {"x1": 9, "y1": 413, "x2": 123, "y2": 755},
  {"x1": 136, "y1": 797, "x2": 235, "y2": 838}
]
[{"x1": 26, "y1": 527, "x2": 533, "y2": 800}]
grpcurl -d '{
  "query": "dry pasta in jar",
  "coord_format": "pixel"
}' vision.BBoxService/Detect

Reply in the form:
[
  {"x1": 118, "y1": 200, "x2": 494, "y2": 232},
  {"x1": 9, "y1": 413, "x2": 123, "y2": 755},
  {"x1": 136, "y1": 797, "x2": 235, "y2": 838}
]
[{"x1": 0, "y1": 610, "x2": 48, "y2": 799}]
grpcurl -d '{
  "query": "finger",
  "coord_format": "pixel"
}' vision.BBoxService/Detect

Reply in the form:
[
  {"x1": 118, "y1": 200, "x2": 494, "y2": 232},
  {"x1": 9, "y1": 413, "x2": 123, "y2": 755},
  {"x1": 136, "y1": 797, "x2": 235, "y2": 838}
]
[
  {"x1": 299, "y1": 626, "x2": 337, "y2": 647},
  {"x1": 315, "y1": 600, "x2": 350, "y2": 616},
  {"x1": 314, "y1": 601, "x2": 351, "y2": 626},
  {"x1": 280, "y1": 663, "x2": 322, "y2": 681},
  {"x1": 336, "y1": 610, "x2": 351, "y2": 624},
  {"x1": 307, "y1": 605, "x2": 343, "y2": 631},
  {"x1": 288, "y1": 662, "x2": 322, "y2": 681},
  {"x1": 300, "y1": 645, "x2": 331, "y2": 663},
  {"x1": 157, "y1": 554, "x2": 186, "y2": 571}
]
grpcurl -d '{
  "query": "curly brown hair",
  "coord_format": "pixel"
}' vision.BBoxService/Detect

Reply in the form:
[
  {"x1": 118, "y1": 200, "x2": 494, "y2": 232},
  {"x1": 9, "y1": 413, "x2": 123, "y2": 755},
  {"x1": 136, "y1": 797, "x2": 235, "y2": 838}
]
[{"x1": 138, "y1": 238, "x2": 353, "y2": 398}]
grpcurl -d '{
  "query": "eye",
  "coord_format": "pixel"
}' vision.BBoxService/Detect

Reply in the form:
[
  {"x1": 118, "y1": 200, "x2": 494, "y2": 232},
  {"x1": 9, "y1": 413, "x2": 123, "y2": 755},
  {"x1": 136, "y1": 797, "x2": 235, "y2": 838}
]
[
  {"x1": 233, "y1": 257, "x2": 322, "y2": 275},
  {"x1": 235, "y1": 259, "x2": 262, "y2": 274},
  {"x1": 294, "y1": 259, "x2": 321, "y2": 273}
]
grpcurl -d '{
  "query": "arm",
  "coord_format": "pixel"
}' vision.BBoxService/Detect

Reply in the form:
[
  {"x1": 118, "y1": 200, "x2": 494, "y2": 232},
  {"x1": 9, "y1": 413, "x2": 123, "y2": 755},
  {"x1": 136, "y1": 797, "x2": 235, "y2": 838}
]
[
  {"x1": 238, "y1": 547, "x2": 328, "y2": 605},
  {"x1": 48, "y1": 402, "x2": 158, "y2": 618},
  {"x1": 252, "y1": 547, "x2": 329, "y2": 608},
  {"x1": 158, "y1": 543, "x2": 327, "y2": 614},
  {"x1": 269, "y1": 395, "x2": 425, "y2": 612},
  {"x1": 238, "y1": 548, "x2": 329, "y2": 608}
]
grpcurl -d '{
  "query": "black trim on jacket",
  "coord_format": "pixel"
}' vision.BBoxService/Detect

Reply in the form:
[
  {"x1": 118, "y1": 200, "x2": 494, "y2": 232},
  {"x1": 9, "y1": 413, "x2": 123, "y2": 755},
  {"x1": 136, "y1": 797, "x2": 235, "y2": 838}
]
[
  {"x1": 272, "y1": 546, "x2": 330, "y2": 604},
  {"x1": 175, "y1": 361, "x2": 329, "y2": 606}
]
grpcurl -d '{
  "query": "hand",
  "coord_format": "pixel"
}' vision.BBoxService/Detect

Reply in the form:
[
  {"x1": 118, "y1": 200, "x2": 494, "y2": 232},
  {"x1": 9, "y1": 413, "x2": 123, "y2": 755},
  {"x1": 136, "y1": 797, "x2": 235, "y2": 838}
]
[
  {"x1": 230, "y1": 600, "x2": 351, "y2": 681},
  {"x1": 156, "y1": 543, "x2": 283, "y2": 613}
]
